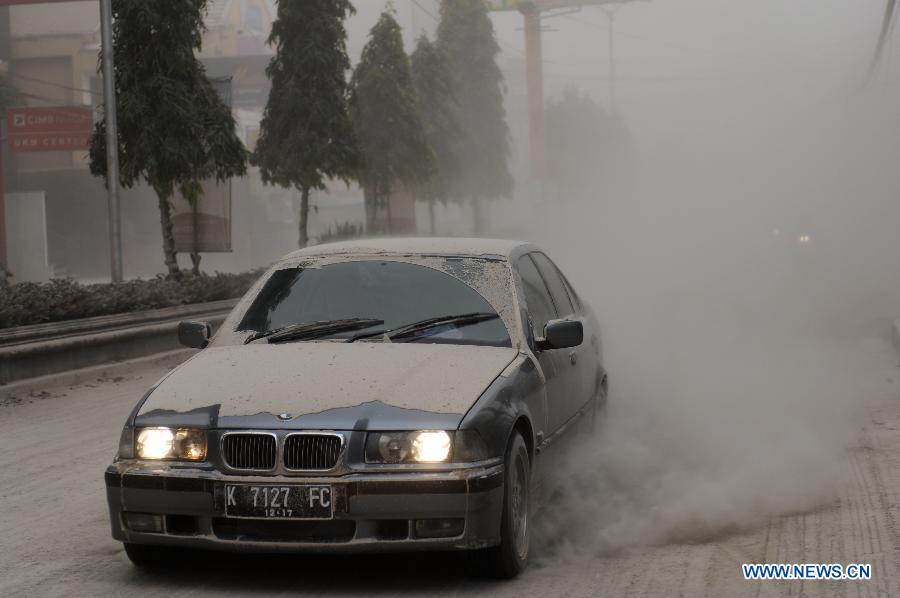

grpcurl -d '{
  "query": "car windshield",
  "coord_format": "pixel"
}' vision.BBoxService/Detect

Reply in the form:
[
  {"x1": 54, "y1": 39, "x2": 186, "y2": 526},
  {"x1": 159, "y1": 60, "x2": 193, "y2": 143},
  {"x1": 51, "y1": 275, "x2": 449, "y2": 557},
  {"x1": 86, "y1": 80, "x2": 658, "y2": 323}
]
[{"x1": 237, "y1": 260, "x2": 512, "y2": 347}]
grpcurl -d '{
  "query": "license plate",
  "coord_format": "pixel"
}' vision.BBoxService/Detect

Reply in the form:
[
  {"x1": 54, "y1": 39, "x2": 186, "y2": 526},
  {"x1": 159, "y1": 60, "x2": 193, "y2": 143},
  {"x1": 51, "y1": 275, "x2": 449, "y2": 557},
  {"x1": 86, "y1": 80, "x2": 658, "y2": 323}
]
[{"x1": 224, "y1": 484, "x2": 333, "y2": 519}]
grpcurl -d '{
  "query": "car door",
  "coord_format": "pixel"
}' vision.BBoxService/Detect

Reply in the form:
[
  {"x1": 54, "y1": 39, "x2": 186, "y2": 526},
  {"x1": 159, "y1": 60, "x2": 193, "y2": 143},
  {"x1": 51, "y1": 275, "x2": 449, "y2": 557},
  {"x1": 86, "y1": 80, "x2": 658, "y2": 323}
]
[
  {"x1": 515, "y1": 254, "x2": 571, "y2": 437},
  {"x1": 530, "y1": 252, "x2": 593, "y2": 426}
]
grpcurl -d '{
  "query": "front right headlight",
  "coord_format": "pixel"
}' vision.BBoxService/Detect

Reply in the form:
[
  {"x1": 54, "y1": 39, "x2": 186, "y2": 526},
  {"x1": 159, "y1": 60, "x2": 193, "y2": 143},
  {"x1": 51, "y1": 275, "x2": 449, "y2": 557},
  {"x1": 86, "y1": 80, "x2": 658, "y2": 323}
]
[{"x1": 134, "y1": 427, "x2": 207, "y2": 461}]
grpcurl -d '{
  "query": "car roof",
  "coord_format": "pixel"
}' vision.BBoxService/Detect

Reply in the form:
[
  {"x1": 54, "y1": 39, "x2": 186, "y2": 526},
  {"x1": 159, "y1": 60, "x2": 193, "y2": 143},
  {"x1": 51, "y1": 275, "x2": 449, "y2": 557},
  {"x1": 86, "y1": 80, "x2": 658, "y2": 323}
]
[{"x1": 283, "y1": 237, "x2": 532, "y2": 261}]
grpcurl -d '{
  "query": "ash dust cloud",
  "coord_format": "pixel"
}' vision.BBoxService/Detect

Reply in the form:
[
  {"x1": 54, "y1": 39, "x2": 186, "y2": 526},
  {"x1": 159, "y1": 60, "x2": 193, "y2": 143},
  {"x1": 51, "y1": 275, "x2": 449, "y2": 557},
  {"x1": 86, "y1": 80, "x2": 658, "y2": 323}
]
[{"x1": 490, "y1": 0, "x2": 900, "y2": 559}]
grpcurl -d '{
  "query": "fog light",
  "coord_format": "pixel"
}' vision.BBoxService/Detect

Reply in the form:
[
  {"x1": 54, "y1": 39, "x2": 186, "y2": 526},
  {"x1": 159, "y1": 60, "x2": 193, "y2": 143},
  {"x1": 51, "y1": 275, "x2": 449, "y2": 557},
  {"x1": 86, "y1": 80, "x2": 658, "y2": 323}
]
[
  {"x1": 123, "y1": 512, "x2": 164, "y2": 533},
  {"x1": 414, "y1": 518, "x2": 464, "y2": 539}
]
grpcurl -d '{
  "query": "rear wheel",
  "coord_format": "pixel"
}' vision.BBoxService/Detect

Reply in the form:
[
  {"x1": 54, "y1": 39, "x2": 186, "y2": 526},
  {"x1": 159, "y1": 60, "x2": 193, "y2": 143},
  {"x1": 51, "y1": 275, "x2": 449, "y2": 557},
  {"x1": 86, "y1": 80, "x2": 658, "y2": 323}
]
[
  {"x1": 123, "y1": 543, "x2": 175, "y2": 567},
  {"x1": 470, "y1": 431, "x2": 531, "y2": 579}
]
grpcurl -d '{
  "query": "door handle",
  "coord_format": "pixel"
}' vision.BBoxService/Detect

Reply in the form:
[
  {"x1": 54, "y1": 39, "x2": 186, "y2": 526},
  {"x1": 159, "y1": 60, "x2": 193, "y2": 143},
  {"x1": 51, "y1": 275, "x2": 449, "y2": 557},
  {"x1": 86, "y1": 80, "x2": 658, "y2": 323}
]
[{"x1": 569, "y1": 351, "x2": 577, "y2": 365}]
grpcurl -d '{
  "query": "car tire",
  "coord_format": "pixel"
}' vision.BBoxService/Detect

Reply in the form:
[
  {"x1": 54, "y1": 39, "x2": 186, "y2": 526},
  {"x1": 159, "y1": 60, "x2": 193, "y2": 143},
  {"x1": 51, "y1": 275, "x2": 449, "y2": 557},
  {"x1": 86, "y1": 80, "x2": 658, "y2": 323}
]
[
  {"x1": 123, "y1": 542, "x2": 175, "y2": 567},
  {"x1": 470, "y1": 431, "x2": 531, "y2": 579}
]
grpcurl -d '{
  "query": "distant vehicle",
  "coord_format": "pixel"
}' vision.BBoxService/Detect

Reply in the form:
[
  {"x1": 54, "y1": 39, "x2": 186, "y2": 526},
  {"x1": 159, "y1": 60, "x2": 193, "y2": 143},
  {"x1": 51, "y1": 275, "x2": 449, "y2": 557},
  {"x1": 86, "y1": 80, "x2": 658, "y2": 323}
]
[{"x1": 104, "y1": 238, "x2": 607, "y2": 578}]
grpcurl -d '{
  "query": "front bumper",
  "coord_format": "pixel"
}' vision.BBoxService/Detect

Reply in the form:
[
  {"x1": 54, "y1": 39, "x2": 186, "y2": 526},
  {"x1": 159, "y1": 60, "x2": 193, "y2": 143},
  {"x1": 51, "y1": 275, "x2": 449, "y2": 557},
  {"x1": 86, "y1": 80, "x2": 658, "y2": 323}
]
[{"x1": 105, "y1": 461, "x2": 505, "y2": 553}]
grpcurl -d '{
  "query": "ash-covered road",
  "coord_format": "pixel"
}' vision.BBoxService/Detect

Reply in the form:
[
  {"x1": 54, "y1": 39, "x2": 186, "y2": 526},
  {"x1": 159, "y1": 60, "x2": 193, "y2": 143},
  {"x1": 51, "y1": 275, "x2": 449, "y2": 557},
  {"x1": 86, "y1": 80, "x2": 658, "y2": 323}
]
[{"x1": 1, "y1": 346, "x2": 899, "y2": 598}]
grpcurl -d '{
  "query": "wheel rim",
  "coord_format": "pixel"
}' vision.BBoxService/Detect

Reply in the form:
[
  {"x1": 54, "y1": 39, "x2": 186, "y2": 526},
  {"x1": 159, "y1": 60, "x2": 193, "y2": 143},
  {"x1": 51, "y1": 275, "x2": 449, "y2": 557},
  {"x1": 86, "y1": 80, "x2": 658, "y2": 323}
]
[{"x1": 510, "y1": 451, "x2": 529, "y2": 560}]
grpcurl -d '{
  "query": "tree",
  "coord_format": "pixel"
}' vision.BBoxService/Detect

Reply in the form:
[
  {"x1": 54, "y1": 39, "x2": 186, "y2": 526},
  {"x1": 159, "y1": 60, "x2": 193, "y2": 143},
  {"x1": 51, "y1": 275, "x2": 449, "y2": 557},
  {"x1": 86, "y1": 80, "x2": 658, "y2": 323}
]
[
  {"x1": 350, "y1": 10, "x2": 433, "y2": 233},
  {"x1": 252, "y1": 0, "x2": 358, "y2": 248},
  {"x1": 89, "y1": 0, "x2": 247, "y2": 277},
  {"x1": 545, "y1": 88, "x2": 607, "y2": 199},
  {"x1": 411, "y1": 34, "x2": 462, "y2": 234},
  {"x1": 0, "y1": 73, "x2": 20, "y2": 112},
  {"x1": 545, "y1": 87, "x2": 634, "y2": 203},
  {"x1": 437, "y1": 0, "x2": 512, "y2": 233}
]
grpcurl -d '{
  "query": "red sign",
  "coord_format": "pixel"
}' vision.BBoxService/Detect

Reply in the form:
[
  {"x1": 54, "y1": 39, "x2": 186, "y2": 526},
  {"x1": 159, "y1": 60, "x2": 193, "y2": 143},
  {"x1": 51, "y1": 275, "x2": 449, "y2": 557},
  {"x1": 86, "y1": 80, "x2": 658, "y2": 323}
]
[{"x1": 7, "y1": 106, "x2": 93, "y2": 153}]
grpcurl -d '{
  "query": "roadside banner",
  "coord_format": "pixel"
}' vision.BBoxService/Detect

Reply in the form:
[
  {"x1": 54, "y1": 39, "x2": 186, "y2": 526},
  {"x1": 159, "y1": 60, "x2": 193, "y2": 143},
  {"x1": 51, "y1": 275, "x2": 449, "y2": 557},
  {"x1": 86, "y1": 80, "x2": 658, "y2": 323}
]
[{"x1": 7, "y1": 106, "x2": 93, "y2": 153}]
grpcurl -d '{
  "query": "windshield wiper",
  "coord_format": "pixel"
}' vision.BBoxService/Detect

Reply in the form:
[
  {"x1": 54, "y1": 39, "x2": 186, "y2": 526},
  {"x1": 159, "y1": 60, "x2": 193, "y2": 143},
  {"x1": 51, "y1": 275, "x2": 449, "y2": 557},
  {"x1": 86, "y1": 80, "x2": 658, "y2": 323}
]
[
  {"x1": 245, "y1": 318, "x2": 384, "y2": 344},
  {"x1": 346, "y1": 312, "x2": 500, "y2": 343}
]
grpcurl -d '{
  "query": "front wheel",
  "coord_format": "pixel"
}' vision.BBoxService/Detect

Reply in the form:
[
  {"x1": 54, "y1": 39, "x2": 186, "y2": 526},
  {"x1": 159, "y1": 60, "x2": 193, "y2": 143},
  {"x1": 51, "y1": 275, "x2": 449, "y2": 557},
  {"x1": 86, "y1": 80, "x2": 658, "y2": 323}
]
[{"x1": 470, "y1": 431, "x2": 531, "y2": 579}]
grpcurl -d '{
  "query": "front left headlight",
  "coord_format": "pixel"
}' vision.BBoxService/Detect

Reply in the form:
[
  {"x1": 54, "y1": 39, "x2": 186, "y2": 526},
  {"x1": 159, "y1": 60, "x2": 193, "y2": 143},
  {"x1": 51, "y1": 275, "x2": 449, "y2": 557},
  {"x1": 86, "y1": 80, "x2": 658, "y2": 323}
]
[
  {"x1": 135, "y1": 427, "x2": 207, "y2": 461},
  {"x1": 365, "y1": 430, "x2": 487, "y2": 464}
]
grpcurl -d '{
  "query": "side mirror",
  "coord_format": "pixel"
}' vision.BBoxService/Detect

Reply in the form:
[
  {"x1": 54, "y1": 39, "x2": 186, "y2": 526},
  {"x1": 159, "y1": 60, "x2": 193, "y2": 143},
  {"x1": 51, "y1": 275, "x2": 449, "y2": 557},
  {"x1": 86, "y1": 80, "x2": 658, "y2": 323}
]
[
  {"x1": 537, "y1": 319, "x2": 583, "y2": 351},
  {"x1": 178, "y1": 321, "x2": 211, "y2": 349}
]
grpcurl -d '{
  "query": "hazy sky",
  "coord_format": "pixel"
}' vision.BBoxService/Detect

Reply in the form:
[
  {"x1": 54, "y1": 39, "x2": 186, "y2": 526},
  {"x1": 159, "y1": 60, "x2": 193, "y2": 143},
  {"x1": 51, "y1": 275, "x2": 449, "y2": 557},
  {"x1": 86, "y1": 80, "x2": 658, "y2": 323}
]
[{"x1": 348, "y1": 0, "x2": 889, "y2": 106}]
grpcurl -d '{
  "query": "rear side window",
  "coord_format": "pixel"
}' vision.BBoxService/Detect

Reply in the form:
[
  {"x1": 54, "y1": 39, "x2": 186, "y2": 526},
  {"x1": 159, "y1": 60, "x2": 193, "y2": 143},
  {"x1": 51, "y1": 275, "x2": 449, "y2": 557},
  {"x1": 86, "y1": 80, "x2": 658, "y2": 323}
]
[
  {"x1": 517, "y1": 255, "x2": 557, "y2": 336},
  {"x1": 531, "y1": 252, "x2": 576, "y2": 317}
]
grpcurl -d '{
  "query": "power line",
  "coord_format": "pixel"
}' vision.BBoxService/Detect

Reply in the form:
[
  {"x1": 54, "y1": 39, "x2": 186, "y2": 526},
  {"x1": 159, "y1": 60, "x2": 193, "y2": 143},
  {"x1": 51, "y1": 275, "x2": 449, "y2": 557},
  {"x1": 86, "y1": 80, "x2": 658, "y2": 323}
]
[
  {"x1": 410, "y1": 0, "x2": 438, "y2": 23},
  {"x1": 10, "y1": 71, "x2": 99, "y2": 97}
]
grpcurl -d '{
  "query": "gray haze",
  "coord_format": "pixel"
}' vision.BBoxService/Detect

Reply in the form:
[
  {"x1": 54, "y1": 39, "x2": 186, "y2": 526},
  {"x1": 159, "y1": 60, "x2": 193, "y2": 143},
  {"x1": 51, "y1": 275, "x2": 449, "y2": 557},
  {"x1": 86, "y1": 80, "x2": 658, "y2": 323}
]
[
  {"x1": 475, "y1": 0, "x2": 900, "y2": 557},
  {"x1": 8, "y1": 0, "x2": 900, "y2": 561}
]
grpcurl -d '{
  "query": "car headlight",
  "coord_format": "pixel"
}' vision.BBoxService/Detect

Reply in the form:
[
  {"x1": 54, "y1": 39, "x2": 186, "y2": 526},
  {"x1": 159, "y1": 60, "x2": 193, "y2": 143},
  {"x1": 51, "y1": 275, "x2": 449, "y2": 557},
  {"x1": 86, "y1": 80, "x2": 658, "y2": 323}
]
[
  {"x1": 135, "y1": 427, "x2": 207, "y2": 461},
  {"x1": 365, "y1": 430, "x2": 487, "y2": 464}
]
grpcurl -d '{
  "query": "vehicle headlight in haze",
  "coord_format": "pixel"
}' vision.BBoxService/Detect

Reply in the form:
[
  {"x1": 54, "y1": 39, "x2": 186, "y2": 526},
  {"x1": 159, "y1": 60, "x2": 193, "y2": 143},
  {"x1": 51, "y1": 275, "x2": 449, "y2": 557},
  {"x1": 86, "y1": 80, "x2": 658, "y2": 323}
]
[
  {"x1": 411, "y1": 431, "x2": 452, "y2": 462},
  {"x1": 135, "y1": 427, "x2": 207, "y2": 461},
  {"x1": 365, "y1": 430, "x2": 486, "y2": 464}
]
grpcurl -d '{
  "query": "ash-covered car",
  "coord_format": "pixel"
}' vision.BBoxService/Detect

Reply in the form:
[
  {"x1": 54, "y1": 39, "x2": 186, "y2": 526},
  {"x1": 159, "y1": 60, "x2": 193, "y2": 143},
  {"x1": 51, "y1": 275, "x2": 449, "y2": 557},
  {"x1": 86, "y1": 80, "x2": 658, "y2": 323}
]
[{"x1": 105, "y1": 238, "x2": 607, "y2": 578}]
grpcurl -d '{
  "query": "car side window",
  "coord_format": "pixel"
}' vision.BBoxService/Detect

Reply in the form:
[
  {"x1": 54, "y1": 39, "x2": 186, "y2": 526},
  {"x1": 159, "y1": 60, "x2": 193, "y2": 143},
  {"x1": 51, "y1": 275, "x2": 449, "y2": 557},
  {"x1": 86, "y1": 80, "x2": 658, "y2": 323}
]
[
  {"x1": 517, "y1": 255, "x2": 557, "y2": 337},
  {"x1": 531, "y1": 252, "x2": 576, "y2": 317}
]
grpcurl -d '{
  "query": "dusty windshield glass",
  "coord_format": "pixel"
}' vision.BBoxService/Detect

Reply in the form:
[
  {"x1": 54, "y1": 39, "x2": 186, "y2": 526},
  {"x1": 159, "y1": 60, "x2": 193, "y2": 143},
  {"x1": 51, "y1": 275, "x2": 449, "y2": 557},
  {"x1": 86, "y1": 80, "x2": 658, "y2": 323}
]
[{"x1": 237, "y1": 260, "x2": 512, "y2": 347}]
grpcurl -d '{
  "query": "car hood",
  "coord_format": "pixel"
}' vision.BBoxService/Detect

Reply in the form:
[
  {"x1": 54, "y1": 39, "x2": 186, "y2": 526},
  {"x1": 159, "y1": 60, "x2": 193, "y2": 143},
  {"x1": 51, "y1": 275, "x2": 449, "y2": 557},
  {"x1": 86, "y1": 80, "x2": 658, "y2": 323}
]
[{"x1": 135, "y1": 342, "x2": 518, "y2": 430}]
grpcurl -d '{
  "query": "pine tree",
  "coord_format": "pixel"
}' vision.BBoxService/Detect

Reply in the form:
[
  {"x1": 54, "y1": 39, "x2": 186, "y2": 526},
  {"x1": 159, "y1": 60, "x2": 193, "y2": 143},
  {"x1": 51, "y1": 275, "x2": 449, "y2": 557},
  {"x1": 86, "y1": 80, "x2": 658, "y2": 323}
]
[
  {"x1": 350, "y1": 9, "x2": 433, "y2": 232},
  {"x1": 252, "y1": 0, "x2": 358, "y2": 248},
  {"x1": 437, "y1": 0, "x2": 513, "y2": 233},
  {"x1": 89, "y1": 0, "x2": 247, "y2": 276},
  {"x1": 411, "y1": 35, "x2": 462, "y2": 234}
]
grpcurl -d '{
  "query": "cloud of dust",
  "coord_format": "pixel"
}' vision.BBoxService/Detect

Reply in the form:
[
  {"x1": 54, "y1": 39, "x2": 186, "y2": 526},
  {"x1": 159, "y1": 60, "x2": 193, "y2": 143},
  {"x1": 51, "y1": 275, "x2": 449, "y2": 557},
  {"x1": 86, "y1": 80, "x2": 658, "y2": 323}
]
[{"x1": 491, "y1": 0, "x2": 900, "y2": 558}]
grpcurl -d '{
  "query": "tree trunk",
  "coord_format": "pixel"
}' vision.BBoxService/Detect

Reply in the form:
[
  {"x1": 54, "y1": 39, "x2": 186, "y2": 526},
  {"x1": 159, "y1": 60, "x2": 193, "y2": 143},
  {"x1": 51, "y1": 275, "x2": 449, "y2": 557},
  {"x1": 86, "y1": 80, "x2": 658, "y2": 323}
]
[
  {"x1": 190, "y1": 203, "x2": 201, "y2": 275},
  {"x1": 471, "y1": 197, "x2": 484, "y2": 236},
  {"x1": 429, "y1": 200, "x2": 436, "y2": 235},
  {"x1": 364, "y1": 184, "x2": 378, "y2": 233},
  {"x1": 298, "y1": 185, "x2": 311, "y2": 248},
  {"x1": 157, "y1": 193, "x2": 180, "y2": 277},
  {"x1": 385, "y1": 192, "x2": 393, "y2": 234}
]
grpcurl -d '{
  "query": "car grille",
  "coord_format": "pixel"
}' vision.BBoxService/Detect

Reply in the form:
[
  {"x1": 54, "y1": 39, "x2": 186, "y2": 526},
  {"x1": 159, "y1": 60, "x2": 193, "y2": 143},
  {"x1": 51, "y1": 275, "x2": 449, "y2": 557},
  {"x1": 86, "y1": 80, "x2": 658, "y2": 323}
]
[
  {"x1": 284, "y1": 434, "x2": 343, "y2": 470},
  {"x1": 222, "y1": 433, "x2": 276, "y2": 470}
]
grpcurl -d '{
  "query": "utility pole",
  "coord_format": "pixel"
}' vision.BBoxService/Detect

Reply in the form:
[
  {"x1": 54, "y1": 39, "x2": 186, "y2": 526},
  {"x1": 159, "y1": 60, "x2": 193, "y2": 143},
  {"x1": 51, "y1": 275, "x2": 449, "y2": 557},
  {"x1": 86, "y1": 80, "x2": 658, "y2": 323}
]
[
  {"x1": 522, "y1": 4, "x2": 545, "y2": 181},
  {"x1": 100, "y1": 0, "x2": 123, "y2": 282},
  {"x1": 604, "y1": 8, "x2": 617, "y2": 111},
  {"x1": 487, "y1": 0, "x2": 642, "y2": 181}
]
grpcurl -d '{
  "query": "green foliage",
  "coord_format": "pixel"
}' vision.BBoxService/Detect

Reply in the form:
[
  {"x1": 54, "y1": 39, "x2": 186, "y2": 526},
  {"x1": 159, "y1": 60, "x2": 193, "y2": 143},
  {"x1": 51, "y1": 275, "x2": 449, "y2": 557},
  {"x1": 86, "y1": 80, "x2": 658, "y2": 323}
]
[
  {"x1": 88, "y1": 0, "x2": 247, "y2": 200},
  {"x1": 0, "y1": 271, "x2": 261, "y2": 329},
  {"x1": 318, "y1": 221, "x2": 365, "y2": 244},
  {"x1": 252, "y1": 0, "x2": 358, "y2": 192},
  {"x1": 437, "y1": 0, "x2": 512, "y2": 202},
  {"x1": 350, "y1": 10, "x2": 434, "y2": 212},
  {"x1": 411, "y1": 35, "x2": 462, "y2": 206}
]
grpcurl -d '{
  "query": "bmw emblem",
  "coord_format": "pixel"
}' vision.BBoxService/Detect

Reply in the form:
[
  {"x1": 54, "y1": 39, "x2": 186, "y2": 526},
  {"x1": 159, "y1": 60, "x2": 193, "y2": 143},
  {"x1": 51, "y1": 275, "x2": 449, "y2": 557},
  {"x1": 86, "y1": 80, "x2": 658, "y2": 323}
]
[{"x1": 278, "y1": 412, "x2": 293, "y2": 421}]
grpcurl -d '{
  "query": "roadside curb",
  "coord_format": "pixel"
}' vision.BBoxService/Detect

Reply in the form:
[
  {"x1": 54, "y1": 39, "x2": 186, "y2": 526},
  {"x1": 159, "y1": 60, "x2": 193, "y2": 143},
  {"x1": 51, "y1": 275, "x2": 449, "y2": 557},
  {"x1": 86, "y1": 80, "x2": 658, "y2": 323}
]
[
  {"x1": 0, "y1": 348, "x2": 194, "y2": 399},
  {"x1": 0, "y1": 300, "x2": 235, "y2": 384}
]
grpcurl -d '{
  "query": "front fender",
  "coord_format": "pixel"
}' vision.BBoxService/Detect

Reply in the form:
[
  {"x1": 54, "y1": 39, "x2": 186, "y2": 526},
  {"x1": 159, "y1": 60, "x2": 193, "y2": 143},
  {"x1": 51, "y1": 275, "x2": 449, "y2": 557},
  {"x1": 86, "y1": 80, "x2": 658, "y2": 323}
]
[{"x1": 458, "y1": 353, "x2": 547, "y2": 460}]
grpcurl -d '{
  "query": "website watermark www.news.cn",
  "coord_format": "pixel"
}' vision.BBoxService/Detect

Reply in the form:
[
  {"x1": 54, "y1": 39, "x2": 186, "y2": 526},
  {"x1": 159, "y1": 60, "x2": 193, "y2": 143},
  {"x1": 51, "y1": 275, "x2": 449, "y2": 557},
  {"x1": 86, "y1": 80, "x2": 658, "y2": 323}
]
[{"x1": 742, "y1": 563, "x2": 872, "y2": 581}]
